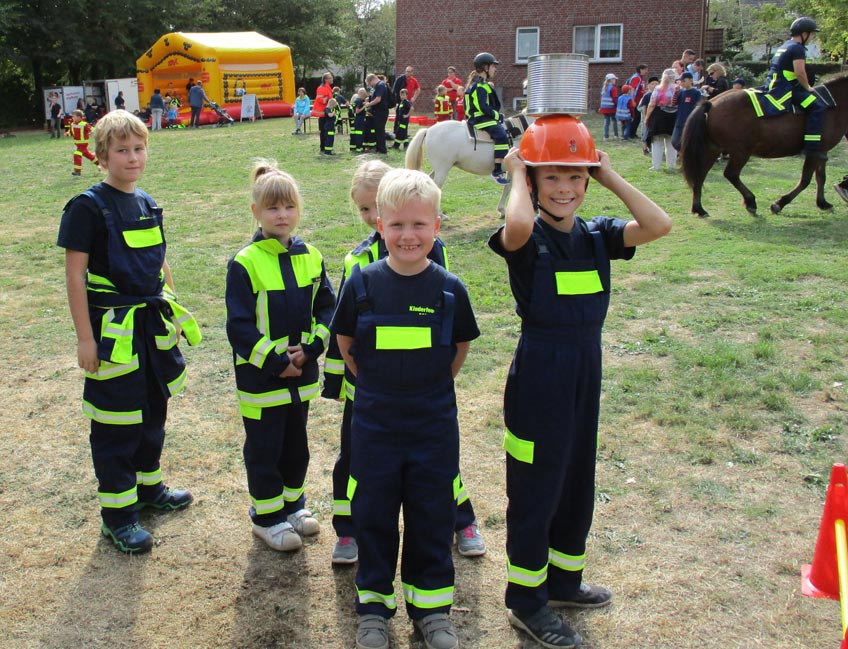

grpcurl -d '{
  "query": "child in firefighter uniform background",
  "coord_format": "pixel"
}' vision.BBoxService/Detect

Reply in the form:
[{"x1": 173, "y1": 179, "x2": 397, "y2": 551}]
[
  {"x1": 67, "y1": 109, "x2": 99, "y2": 176},
  {"x1": 225, "y1": 160, "x2": 335, "y2": 553},
  {"x1": 489, "y1": 115, "x2": 672, "y2": 647},
  {"x1": 331, "y1": 169, "x2": 479, "y2": 649},
  {"x1": 57, "y1": 110, "x2": 200, "y2": 554}
]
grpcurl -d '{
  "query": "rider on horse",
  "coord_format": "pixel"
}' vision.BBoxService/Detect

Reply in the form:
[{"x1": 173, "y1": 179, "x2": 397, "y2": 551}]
[
  {"x1": 762, "y1": 17, "x2": 828, "y2": 160},
  {"x1": 465, "y1": 52, "x2": 511, "y2": 185}
]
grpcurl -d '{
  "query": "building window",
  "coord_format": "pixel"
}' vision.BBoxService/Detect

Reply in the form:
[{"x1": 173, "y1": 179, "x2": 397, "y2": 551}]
[
  {"x1": 573, "y1": 24, "x2": 622, "y2": 62},
  {"x1": 515, "y1": 27, "x2": 540, "y2": 64}
]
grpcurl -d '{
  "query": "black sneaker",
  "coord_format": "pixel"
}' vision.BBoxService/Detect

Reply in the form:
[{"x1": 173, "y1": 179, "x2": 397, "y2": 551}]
[
  {"x1": 507, "y1": 607, "x2": 582, "y2": 648},
  {"x1": 549, "y1": 583, "x2": 612, "y2": 609},
  {"x1": 834, "y1": 182, "x2": 848, "y2": 205},
  {"x1": 101, "y1": 521, "x2": 154, "y2": 554},
  {"x1": 137, "y1": 487, "x2": 194, "y2": 511}
]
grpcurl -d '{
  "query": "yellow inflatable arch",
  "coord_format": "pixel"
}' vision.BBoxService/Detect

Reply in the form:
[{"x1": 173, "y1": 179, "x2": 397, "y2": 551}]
[{"x1": 136, "y1": 32, "x2": 295, "y2": 118}]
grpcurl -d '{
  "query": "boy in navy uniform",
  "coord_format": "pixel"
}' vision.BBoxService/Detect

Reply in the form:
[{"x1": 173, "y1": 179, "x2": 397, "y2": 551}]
[
  {"x1": 350, "y1": 88, "x2": 368, "y2": 153},
  {"x1": 490, "y1": 115, "x2": 671, "y2": 647},
  {"x1": 332, "y1": 169, "x2": 478, "y2": 649},
  {"x1": 391, "y1": 88, "x2": 411, "y2": 150},
  {"x1": 57, "y1": 110, "x2": 200, "y2": 554},
  {"x1": 671, "y1": 72, "x2": 701, "y2": 151}
]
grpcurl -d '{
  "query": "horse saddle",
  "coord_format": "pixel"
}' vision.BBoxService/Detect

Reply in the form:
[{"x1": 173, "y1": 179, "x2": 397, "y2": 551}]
[
  {"x1": 744, "y1": 84, "x2": 836, "y2": 118},
  {"x1": 464, "y1": 114, "x2": 530, "y2": 143}
]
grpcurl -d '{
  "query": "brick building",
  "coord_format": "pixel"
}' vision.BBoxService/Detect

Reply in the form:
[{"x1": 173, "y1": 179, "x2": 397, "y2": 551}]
[{"x1": 396, "y1": 0, "x2": 707, "y2": 113}]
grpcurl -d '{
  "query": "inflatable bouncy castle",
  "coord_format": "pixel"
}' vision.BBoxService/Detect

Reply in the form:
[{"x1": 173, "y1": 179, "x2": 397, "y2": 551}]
[{"x1": 136, "y1": 32, "x2": 295, "y2": 124}]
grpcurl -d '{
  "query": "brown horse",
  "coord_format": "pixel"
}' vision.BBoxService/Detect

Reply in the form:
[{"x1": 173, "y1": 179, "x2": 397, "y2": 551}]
[{"x1": 680, "y1": 75, "x2": 848, "y2": 217}]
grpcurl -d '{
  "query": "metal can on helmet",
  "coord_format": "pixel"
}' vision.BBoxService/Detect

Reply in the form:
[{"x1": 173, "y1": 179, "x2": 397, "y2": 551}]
[
  {"x1": 790, "y1": 17, "x2": 819, "y2": 36},
  {"x1": 519, "y1": 115, "x2": 600, "y2": 167},
  {"x1": 473, "y1": 52, "x2": 500, "y2": 71}
]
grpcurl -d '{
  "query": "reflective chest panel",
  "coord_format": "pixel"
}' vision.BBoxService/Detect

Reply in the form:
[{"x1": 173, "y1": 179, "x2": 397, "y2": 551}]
[
  {"x1": 524, "y1": 229, "x2": 611, "y2": 338},
  {"x1": 83, "y1": 188, "x2": 166, "y2": 300},
  {"x1": 348, "y1": 265, "x2": 457, "y2": 394}
]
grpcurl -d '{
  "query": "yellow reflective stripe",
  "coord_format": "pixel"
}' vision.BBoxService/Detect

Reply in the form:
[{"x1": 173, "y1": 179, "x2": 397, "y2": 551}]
[
  {"x1": 122, "y1": 226, "x2": 163, "y2": 248},
  {"x1": 252, "y1": 493, "x2": 286, "y2": 515},
  {"x1": 249, "y1": 338, "x2": 276, "y2": 367},
  {"x1": 764, "y1": 94, "x2": 786, "y2": 111},
  {"x1": 375, "y1": 326, "x2": 432, "y2": 350},
  {"x1": 99, "y1": 486, "x2": 138, "y2": 508},
  {"x1": 283, "y1": 482, "x2": 306, "y2": 503},
  {"x1": 136, "y1": 469, "x2": 163, "y2": 486},
  {"x1": 549, "y1": 548, "x2": 586, "y2": 572},
  {"x1": 346, "y1": 475, "x2": 358, "y2": 501},
  {"x1": 155, "y1": 326, "x2": 178, "y2": 350},
  {"x1": 237, "y1": 382, "x2": 320, "y2": 411},
  {"x1": 402, "y1": 583, "x2": 454, "y2": 609},
  {"x1": 257, "y1": 290, "x2": 269, "y2": 335},
  {"x1": 453, "y1": 475, "x2": 468, "y2": 505},
  {"x1": 168, "y1": 367, "x2": 188, "y2": 396},
  {"x1": 782, "y1": 70, "x2": 797, "y2": 81},
  {"x1": 313, "y1": 323, "x2": 330, "y2": 343},
  {"x1": 804, "y1": 134, "x2": 821, "y2": 142},
  {"x1": 357, "y1": 588, "x2": 397, "y2": 609},
  {"x1": 506, "y1": 559, "x2": 547, "y2": 587},
  {"x1": 554, "y1": 270, "x2": 603, "y2": 295},
  {"x1": 85, "y1": 356, "x2": 139, "y2": 380},
  {"x1": 333, "y1": 499, "x2": 351, "y2": 516},
  {"x1": 324, "y1": 357, "x2": 345, "y2": 375},
  {"x1": 343, "y1": 379, "x2": 356, "y2": 401},
  {"x1": 800, "y1": 94, "x2": 817, "y2": 108},
  {"x1": 745, "y1": 90, "x2": 764, "y2": 117},
  {"x1": 87, "y1": 272, "x2": 116, "y2": 289},
  {"x1": 503, "y1": 429, "x2": 534, "y2": 464},
  {"x1": 83, "y1": 400, "x2": 143, "y2": 425},
  {"x1": 299, "y1": 383, "x2": 319, "y2": 401}
]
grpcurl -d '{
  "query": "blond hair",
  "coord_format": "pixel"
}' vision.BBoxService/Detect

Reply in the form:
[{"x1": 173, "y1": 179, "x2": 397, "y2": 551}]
[
  {"x1": 250, "y1": 159, "x2": 303, "y2": 215},
  {"x1": 93, "y1": 110, "x2": 148, "y2": 161},
  {"x1": 350, "y1": 159, "x2": 392, "y2": 199},
  {"x1": 377, "y1": 169, "x2": 441, "y2": 217},
  {"x1": 707, "y1": 62, "x2": 726, "y2": 77}
]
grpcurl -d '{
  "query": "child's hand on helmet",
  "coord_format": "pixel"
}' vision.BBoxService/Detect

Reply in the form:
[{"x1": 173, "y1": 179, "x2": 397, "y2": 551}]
[{"x1": 503, "y1": 147, "x2": 526, "y2": 176}]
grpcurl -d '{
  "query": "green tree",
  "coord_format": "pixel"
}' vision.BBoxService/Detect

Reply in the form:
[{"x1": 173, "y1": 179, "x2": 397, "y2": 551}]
[
  {"x1": 750, "y1": 5, "x2": 792, "y2": 60},
  {"x1": 790, "y1": 0, "x2": 848, "y2": 63}
]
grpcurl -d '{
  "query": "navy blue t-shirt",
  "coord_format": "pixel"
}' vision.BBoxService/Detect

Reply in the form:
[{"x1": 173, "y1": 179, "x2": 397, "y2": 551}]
[
  {"x1": 488, "y1": 216, "x2": 633, "y2": 319},
  {"x1": 674, "y1": 88, "x2": 702, "y2": 128}
]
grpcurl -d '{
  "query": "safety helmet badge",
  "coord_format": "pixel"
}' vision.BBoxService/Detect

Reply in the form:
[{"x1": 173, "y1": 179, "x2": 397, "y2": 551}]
[{"x1": 569, "y1": 139, "x2": 578, "y2": 153}]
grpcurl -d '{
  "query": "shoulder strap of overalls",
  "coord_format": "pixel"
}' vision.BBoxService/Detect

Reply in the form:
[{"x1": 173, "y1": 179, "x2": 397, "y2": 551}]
[
  {"x1": 589, "y1": 230, "x2": 611, "y2": 293},
  {"x1": 135, "y1": 188, "x2": 158, "y2": 210},
  {"x1": 82, "y1": 188, "x2": 108, "y2": 214},
  {"x1": 440, "y1": 273, "x2": 458, "y2": 346},
  {"x1": 349, "y1": 264, "x2": 373, "y2": 314}
]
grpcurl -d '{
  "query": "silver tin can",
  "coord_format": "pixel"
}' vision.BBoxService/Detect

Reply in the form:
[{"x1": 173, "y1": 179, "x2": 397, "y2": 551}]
[{"x1": 525, "y1": 53, "x2": 590, "y2": 116}]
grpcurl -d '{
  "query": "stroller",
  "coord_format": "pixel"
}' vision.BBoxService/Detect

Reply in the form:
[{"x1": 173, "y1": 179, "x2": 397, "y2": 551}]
[{"x1": 205, "y1": 100, "x2": 235, "y2": 127}]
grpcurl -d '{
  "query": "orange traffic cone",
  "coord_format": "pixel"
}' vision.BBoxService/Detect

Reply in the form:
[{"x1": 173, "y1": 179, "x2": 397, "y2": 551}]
[{"x1": 802, "y1": 463, "x2": 848, "y2": 600}]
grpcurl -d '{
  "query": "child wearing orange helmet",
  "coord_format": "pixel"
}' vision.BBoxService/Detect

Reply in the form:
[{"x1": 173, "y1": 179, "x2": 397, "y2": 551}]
[{"x1": 489, "y1": 114, "x2": 672, "y2": 648}]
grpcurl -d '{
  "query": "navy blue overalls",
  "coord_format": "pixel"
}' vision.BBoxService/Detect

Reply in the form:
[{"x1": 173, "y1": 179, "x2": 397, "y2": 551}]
[
  {"x1": 502, "y1": 226, "x2": 611, "y2": 613},
  {"x1": 82, "y1": 187, "x2": 196, "y2": 528},
  {"x1": 347, "y1": 265, "x2": 460, "y2": 620},
  {"x1": 325, "y1": 237, "x2": 476, "y2": 539}
]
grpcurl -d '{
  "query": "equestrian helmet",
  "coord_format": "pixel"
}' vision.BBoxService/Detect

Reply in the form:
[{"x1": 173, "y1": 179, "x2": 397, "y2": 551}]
[
  {"x1": 474, "y1": 52, "x2": 500, "y2": 71},
  {"x1": 519, "y1": 115, "x2": 600, "y2": 167},
  {"x1": 790, "y1": 17, "x2": 819, "y2": 35}
]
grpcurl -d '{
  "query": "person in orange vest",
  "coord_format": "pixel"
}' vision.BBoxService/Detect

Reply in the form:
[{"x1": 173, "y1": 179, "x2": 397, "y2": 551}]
[
  {"x1": 67, "y1": 110, "x2": 98, "y2": 176},
  {"x1": 434, "y1": 85, "x2": 452, "y2": 122}
]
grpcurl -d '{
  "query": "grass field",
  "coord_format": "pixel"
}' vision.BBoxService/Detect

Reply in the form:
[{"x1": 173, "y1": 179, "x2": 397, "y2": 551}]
[{"x1": 0, "y1": 113, "x2": 846, "y2": 649}]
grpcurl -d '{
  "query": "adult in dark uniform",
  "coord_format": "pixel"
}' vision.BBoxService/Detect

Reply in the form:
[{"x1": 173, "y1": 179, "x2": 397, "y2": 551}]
[
  {"x1": 763, "y1": 16, "x2": 828, "y2": 159},
  {"x1": 364, "y1": 73, "x2": 390, "y2": 154},
  {"x1": 489, "y1": 115, "x2": 672, "y2": 648}
]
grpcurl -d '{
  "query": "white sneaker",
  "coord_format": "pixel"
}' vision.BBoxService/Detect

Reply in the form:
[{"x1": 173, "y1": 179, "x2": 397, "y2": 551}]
[
  {"x1": 287, "y1": 508, "x2": 320, "y2": 536},
  {"x1": 253, "y1": 521, "x2": 302, "y2": 552}
]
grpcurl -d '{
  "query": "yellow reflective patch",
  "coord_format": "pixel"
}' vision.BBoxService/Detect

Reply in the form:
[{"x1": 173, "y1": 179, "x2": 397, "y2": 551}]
[
  {"x1": 375, "y1": 326, "x2": 431, "y2": 350},
  {"x1": 555, "y1": 270, "x2": 603, "y2": 295},
  {"x1": 122, "y1": 226, "x2": 163, "y2": 249},
  {"x1": 503, "y1": 429, "x2": 534, "y2": 464}
]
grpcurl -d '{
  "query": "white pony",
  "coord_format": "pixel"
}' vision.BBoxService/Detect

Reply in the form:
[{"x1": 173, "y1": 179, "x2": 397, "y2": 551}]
[{"x1": 404, "y1": 115, "x2": 531, "y2": 215}]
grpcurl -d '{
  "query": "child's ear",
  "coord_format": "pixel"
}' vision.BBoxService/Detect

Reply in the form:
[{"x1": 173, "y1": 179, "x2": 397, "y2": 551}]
[
  {"x1": 250, "y1": 203, "x2": 258, "y2": 219},
  {"x1": 434, "y1": 215, "x2": 441, "y2": 236},
  {"x1": 376, "y1": 216, "x2": 384, "y2": 235}
]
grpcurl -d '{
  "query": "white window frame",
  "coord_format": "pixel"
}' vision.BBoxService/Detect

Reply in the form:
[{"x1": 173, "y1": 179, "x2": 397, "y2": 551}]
[
  {"x1": 572, "y1": 23, "x2": 623, "y2": 62},
  {"x1": 515, "y1": 27, "x2": 540, "y2": 64}
]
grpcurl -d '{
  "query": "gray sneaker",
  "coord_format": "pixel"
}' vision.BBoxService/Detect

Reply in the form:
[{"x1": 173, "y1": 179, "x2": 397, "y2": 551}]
[
  {"x1": 456, "y1": 522, "x2": 486, "y2": 557},
  {"x1": 286, "y1": 508, "x2": 320, "y2": 536},
  {"x1": 508, "y1": 606, "x2": 581, "y2": 648},
  {"x1": 413, "y1": 613, "x2": 458, "y2": 649},
  {"x1": 332, "y1": 536, "x2": 358, "y2": 564},
  {"x1": 356, "y1": 614, "x2": 389, "y2": 649},
  {"x1": 548, "y1": 583, "x2": 612, "y2": 609}
]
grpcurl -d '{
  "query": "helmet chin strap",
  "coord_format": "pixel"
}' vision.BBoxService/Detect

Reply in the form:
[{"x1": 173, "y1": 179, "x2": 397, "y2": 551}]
[{"x1": 529, "y1": 174, "x2": 565, "y2": 222}]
